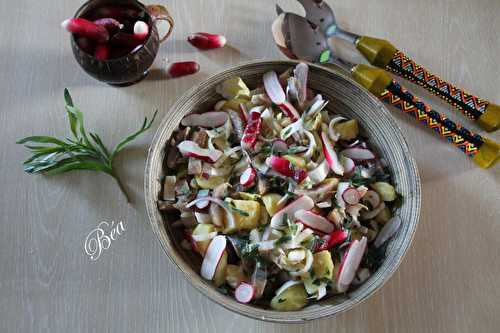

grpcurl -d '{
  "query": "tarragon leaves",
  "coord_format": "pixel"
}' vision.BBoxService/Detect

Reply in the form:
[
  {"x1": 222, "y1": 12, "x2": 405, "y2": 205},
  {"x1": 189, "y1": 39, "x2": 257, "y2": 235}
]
[{"x1": 17, "y1": 89, "x2": 158, "y2": 203}]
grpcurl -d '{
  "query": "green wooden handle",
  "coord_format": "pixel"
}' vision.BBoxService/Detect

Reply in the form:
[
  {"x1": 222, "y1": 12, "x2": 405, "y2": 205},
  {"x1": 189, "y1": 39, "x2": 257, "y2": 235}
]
[{"x1": 356, "y1": 36, "x2": 500, "y2": 132}]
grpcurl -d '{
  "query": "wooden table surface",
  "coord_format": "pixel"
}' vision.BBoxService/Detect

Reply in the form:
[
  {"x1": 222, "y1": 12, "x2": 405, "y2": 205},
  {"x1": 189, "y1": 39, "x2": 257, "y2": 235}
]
[{"x1": 1, "y1": 0, "x2": 499, "y2": 332}]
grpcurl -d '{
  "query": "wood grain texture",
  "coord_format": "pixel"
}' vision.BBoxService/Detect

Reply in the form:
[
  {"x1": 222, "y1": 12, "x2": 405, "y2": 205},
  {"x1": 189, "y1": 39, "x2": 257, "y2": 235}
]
[{"x1": 0, "y1": 0, "x2": 498, "y2": 332}]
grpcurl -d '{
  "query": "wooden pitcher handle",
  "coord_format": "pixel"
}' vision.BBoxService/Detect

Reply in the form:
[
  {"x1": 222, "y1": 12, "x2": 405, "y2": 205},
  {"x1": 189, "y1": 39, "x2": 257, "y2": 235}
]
[{"x1": 147, "y1": 5, "x2": 174, "y2": 43}]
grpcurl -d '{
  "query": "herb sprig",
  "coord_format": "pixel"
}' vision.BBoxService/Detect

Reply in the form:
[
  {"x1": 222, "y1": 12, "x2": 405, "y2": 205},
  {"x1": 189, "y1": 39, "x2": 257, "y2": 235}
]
[{"x1": 17, "y1": 89, "x2": 158, "y2": 203}]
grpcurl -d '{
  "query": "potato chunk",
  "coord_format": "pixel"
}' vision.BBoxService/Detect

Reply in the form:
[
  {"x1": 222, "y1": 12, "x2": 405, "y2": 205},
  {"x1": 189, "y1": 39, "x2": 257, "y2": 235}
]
[
  {"x1": 195, "y1": 175, "x2": 226, "y2": 189},
  {"x1": 224, "y1": 199, "x2": 261, "y2": 231},
  {"x1": 261, "y1": 193, "x2": 282, "y2": 216},
  {"x1": 271, "y1": 284, "x2": 308, "y2": 311},
  {"x1": 313, "y1": 250, "x2": 334, "y2": 280},
  {"x1": 334, "y1": 119, "x2": 359, "y2": 141},
  {"x1": 192, "y1": 224, "x2": 216, "y2": 256}
]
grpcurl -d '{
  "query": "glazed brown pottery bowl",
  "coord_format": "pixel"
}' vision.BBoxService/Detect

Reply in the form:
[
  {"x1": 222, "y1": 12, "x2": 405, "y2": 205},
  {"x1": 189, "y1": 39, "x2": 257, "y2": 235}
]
[
  {"x1": 70, "y1": 0, "x2": 173, "y2": 86},
  {"x1": 145, "y1": 60, "x2": 421, "y2": 323}
]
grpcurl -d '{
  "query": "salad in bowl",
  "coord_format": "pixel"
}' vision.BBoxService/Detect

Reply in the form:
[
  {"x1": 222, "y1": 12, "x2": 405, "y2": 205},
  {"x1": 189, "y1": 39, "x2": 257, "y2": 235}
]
[{"x1": 158, "y1": 63, "x2": 402, "y2": 311}]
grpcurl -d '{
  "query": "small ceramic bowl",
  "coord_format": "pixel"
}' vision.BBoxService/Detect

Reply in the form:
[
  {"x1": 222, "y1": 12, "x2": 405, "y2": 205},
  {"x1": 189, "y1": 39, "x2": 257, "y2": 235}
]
[
  {"x1": 70, "y1": 0, "x2": 173, "y2": 86},
  {"x1": 145, "y1": 60, "x2": 421, "y2": 323}
]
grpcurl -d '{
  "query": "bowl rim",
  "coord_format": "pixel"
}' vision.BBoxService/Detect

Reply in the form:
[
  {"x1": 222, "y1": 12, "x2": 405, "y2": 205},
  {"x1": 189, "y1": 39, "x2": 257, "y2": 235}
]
[{"x1": 144, "y1": 59, "x2": 421, "y2": 323}]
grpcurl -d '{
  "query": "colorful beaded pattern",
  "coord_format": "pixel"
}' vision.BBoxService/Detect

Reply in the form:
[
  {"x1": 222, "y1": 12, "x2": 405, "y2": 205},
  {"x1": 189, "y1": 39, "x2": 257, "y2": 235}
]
[
  {"x1": 386, "y1": 50, "x2": 488, "y2": 121},
  {"x1": 380, "y1": 80, "x2": 484, "y2": 157}
]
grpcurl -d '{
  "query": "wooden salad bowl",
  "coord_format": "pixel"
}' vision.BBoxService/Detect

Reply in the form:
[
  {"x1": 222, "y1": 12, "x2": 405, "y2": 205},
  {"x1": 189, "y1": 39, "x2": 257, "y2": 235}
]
[{"x1": 144, "y1": 60, "x2": 421, "y2": 323}]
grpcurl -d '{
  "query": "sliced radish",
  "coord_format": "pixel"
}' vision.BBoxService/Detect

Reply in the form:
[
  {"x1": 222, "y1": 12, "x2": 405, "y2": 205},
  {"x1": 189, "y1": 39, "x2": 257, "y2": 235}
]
[
  {"x1": 195, "y1": 190, "x2": 210, "y2": 209},
  {"x1": 241, "y1": 109, "x2": 262, "y2": 150},
  {"x1": 177, "y1": 140, "x2": 222, "y2": 163},
  {"x1": 307, "y1": 159, "x2": 329, "y2": 184},
  {"x1": 340, "y1": 155, "x2": 355, "y2": 176},
  {"x1": 374, "y1": 216, "x2": 401, "y2": 248},
  {"x1": 61, "y1": 18, "x2": 109, "y2": 42},
  {"x1": 278, "y1": 101, "x2": 300, "y2": 121},
  {"x1": 266, "y1": 156, "x2": 307, "y2": 183},
  {"x1": 357, "y1": 185, "x2": 369, "y2": 198},
  {"x1": 240, "y1": 167, "x2": 256, "y2": 187},
  {"x1": 93, "y1": 18, "x2": 123, "y2": 34},
  {"x1": 341, "y1": 147, "x2": 376, "y2": 161},
  {"x1": 272, "y1": 139, "x2": 288, "y2": 153},
  {"x1": 337, "y1": 237, "x2": 367, "y2": 292},
  {"x1": 362, "y1": 190, "x2": 381, "y2": 209},
  {"x1": 188, "y1": 32, "x2": 227, "y2": 50},
  {"x1": 133, "y1": 21, "x2": 149, "y2": 39},
  {"x1": 275, "y1": 280, "x2": 302, "y2": 297},
  {"x1": 235, "y1": 282, "x2": 255, "y2": 303},
  {"x1": 295, "y1": 210, "x2": 334, "y2": 234},
  {"x1": 166, "y1": 61, "x2": 200, "y2": 78},
  {"x1": 335, "y1": 182, "x2": 350, "y2": 208},
  {"x1": 200, "y1": 235, "x2": 226, "y2": 280},
  {"x1": 238, "y1": 103, "x2": 249, "y2": 123},
  {"x1": 315, "y1": 229, "x2": 349, "y2": 252},
  {"x1": 263, "y1": 71, "x2": 286, "y2": 105},
  {"x1": 321, "y1": 132, "x2": 344, "y2": 176},
  {"x1": 270, "y1": 196, "x2": 314, "y2": 228},
  {"x1": 342, "y1": 188, "x2": 360, "y2": 206},
  {"x1": 181, "y1": 111, "x2": 228, "y2": 128}
]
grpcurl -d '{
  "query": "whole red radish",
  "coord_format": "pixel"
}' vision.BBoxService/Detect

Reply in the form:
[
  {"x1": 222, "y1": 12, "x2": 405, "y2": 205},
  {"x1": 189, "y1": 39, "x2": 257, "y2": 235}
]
[
  {"x1": 94, "y1": 43, "x2": 110, "y2": 61},
  {"x1": 133, "y1": 21, "x2": 149, "y2": 40},
  {"x1": 93, "y1": 18, "x2": 123, "y2": 35},
  {"x1": 61, "y1": 18, "x2": 109, "y2": 43},
  {"x1": 166, "y1": 61, "x2": 200, "y2": 78},
  {"x1": 188, "y1": 32, "x2": 226, "y2": 50}
]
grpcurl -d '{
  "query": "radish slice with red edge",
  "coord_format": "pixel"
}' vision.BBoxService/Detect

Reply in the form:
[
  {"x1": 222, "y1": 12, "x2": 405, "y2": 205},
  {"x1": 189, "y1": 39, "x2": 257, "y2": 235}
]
[
  {"x1": 133, "y1": 21, "x2": 149, "y2": 39},
  {"x1": 181, "y1": 112, "x2": 228, "y2": 128},
  {"x1": 335, "y1": 182, "x2": 350, "y2": 208},
  {"x1": 340, "y1": 155, "x2": 355, "y2": 176},
  {"x1": 166, "y1": 61, "x2": 200, "y2": 78},
  {"x1": 342, "y1": 188, "x2": 360, "y2": 206},
  {"x1": 266, "y1": 155, "x2": 307, "y2": 183},
  {"x1": 315, "y1": 229, "x2": 349, "y2": 252},
  {"x1": 374, "y1": 216, "x2": 401, "y2": 248},
  {"x1": 270, "y1": 196, "x2": 314, "y2": 228},
  {"x1": 272, "y1": 139, "x2": 288, "y2": 153},
  {"x1": 341, "y1": 147, "x2": 376, "y2": 161},
  {"x1": 263, "y1": 71, "x2": 286, "y2": 105},
  {"x1": 295, "y1": 210, "x2": 334, "y2": 234},
  {"x1": 278, "y1": 101, "x2": 300, "y2": 121},
  {"x1": 177, "y1": 140, "x2": 222, "y2": 163},
  {"x1": 241, "y1": 109, "x2": 262, "y2": 150},
  {"x1": 239, "y1": 167, "x2": 256, "y2": 187},
  {"x1": 200, "y1": 235, "x2": 226, "y2": 280},
  {"x1": 188, "y1": 32, "x2": 227, "y2": 50},
  {"x1": 235, "y1": 282, "x2": 255, "y2": 303},
  {"x1": 293, "y1": 62, "x2": 308, "y2": 106},
  {"x1": 321, "y1": 132, "x2": 344, "y2": 176},
  {"x1": 337, "y1": 237, "x2": 367, "y2": 292}
]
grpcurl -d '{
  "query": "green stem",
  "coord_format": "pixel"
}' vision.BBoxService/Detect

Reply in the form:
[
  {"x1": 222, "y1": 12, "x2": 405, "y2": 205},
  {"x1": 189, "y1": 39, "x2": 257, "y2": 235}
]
[{"x1": 110, "y1": 172, "x2": 131, "y2": 203}]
